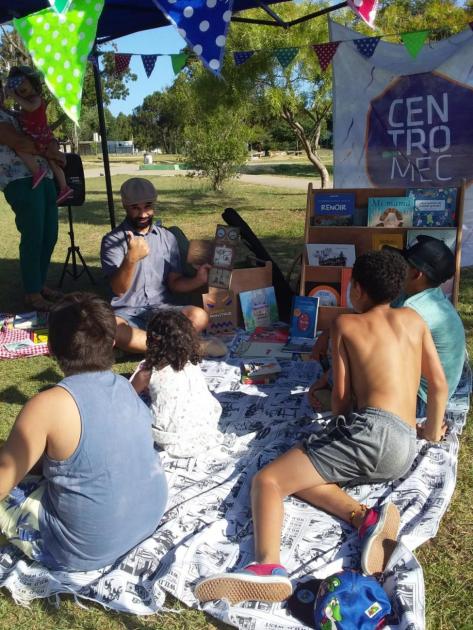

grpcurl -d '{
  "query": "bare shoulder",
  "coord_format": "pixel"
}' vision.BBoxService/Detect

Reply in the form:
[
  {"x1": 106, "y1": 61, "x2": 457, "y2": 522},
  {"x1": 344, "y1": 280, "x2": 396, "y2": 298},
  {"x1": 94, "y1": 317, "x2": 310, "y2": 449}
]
[
  {"x1": 331, "y1": 313, "x2": 361, "y2": 334},
  {"x1": 392, "y1": 306, "x2": 426, "y2": 329},
  {"x1": 21, "y1": 385, "x2": 77, "y2": 423}
]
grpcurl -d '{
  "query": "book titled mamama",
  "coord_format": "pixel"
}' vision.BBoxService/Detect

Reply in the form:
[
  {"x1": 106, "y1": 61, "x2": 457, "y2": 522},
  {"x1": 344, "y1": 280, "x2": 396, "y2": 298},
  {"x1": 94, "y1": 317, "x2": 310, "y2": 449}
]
[
  {"x1": 313, "y1": 193, "x2": 355, "y2": 226},
  {"x1": 408, "y1": 188, "x2": 457, "y2": 227},
  {"x1": 367, "y1": 197, "x2": 414, "y2": 228}
]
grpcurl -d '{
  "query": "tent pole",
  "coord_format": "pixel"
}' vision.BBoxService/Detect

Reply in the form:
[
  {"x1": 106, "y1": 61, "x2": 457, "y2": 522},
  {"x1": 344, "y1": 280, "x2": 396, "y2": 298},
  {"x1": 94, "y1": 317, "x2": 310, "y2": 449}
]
[{"x1": 92, "y1": 50, "x2": 116, "y2": 229}]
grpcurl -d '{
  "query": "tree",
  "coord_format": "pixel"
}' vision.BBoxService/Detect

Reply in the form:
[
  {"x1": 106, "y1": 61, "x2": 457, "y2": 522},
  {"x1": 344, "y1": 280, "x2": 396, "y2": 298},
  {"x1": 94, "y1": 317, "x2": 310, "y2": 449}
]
[
  {"x1": 131, "y1": 89, "x2": 184, "y2": 152},
  {"x1": 183, "y1": 107, "x2": 250, "y2": 191}
]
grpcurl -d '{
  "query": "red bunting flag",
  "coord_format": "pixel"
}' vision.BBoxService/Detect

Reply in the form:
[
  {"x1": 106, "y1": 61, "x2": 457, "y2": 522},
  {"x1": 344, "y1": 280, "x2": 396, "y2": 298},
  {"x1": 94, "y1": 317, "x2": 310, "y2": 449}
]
[
  {"x1": 312, "y1": 42, "x2": 340, "y2": 71},
  {"x1": 114, "y1": 53, "x2": 132, "y2": 75},
  {"x1": 347, "y1": 0, "x2": 378, "y2": 28}
]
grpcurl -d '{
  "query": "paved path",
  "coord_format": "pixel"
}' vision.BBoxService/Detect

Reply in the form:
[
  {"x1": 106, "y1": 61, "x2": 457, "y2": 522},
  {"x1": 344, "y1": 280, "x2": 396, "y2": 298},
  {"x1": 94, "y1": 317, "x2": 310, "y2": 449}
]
[{"x1": 83, "y1": 163, "x2": 317, "y2": 191}]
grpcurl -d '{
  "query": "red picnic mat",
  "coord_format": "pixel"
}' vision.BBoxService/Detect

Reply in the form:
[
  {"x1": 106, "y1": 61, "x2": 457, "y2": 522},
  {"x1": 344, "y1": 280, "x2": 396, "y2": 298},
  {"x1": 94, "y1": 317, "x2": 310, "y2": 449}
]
[{"x1": 0, "y1": 326, "x2": 49, "y2": 360}]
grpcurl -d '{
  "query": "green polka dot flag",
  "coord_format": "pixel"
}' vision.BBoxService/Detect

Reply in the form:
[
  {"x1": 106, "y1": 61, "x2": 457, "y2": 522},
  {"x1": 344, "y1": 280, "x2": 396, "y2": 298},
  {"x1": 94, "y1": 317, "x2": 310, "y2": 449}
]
[{"x1": 14, "y1": 0, "x2": 104, "y2": 124}]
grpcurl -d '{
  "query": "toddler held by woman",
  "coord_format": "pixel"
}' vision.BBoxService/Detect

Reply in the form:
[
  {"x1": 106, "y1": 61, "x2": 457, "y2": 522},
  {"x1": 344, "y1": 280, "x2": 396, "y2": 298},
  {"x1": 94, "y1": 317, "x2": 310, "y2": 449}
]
[
  {"x1": 6, "y1": 66, "x2": 73, "y2": 204},
  {"x1": 131, "y1": 309, "x2": 225, "y2": 458}
]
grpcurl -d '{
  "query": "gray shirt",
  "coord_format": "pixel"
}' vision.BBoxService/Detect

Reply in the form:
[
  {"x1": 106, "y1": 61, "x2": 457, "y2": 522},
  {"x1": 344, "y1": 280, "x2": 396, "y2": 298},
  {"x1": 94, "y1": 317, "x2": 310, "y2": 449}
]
[{"x1": 100, "y1": 219, "x2": 183, "y2": 310}]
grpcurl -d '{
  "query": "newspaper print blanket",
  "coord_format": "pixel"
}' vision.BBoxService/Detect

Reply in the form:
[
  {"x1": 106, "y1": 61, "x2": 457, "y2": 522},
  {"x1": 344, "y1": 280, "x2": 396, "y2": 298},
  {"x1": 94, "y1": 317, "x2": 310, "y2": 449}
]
[{"x1": 0, "y1": 358, "x2": 470, "y2": 630}]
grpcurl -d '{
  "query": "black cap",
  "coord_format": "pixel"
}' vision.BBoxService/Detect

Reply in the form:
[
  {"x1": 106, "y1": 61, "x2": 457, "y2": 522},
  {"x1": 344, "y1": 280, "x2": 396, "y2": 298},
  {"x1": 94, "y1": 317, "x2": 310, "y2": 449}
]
[{"x1": 401, "y1": 235, "x2": 455, "y2": 284}]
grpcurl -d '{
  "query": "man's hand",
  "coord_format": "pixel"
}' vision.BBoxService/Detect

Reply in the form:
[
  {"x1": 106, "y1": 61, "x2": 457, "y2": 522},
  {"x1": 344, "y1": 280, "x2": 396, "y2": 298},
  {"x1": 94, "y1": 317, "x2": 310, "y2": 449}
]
[
  {"x1": 125, "y1": 232, "x2": 149, "y2": 263},
  {"x1": 416, "y1": 421, "x2": 448, "y2": 442},
  {"x1": 195, "y1": 263, "x2": 212, "y2": 286}
]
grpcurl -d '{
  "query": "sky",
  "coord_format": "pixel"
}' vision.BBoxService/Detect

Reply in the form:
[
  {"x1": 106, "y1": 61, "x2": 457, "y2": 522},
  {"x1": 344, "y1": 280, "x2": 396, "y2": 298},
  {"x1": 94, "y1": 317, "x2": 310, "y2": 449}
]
[{"x1": 105, "y1": 26, "x2": 186, "y2": 117}]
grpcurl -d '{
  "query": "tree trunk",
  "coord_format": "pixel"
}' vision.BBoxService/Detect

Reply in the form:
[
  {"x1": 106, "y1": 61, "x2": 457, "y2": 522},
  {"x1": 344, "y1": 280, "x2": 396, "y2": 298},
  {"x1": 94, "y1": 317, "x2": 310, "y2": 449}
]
[{"x1": 281, "y1": 107, "x2": 330, "y2": 188}]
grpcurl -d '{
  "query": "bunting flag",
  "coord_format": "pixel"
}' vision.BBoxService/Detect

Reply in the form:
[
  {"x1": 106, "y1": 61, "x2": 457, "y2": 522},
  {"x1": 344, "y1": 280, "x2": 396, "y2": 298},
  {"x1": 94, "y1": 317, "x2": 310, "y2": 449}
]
[
  {"x1": 233, "y1": 50, "x2": 255, "y2": 66},
  {"x1": 347, "y1": 0, "x2": 378, "y2": 28},
  {"x1": 114, "y1": 53, "x2": 132, "y2": 75},
  {"x1": 151, "y1": 0, "x2": 234, "y2": 76},
  {"x1": 171, "y1": 52, "x2": 188, "y2": 75},
  {"x1": 48, "y1": 0, "x2": 74, "y2": 13},
  {"x1": 401, "y1": 30, "x2": 429, "y2": 59},
  {"x1": 354, "y1": 36, "x2": 381, "y2": 58},
  {"x1": 141, "y1": 54, "x2": 158, "y2": 78},
  {"x1": 313, "y1": 42, "x2": 340, "y2": 71},
  {"x1": 275, "y1": 47, "x2": 298, "y2": 69},
  {"x1": 14, "y1": 0, "x2": 104, "y2": 124}
]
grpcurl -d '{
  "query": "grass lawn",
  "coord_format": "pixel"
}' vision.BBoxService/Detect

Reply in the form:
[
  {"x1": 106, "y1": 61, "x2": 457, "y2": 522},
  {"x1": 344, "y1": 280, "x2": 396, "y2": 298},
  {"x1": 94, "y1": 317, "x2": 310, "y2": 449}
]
[{"x1": 0, "y1": 174, "x2": 471, "y2": 629}]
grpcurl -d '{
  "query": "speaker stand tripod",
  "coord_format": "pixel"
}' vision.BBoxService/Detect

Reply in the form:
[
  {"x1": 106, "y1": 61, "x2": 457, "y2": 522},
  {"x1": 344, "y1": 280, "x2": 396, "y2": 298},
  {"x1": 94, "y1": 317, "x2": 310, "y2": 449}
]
[{"x1": 59, "y1": 205, "x2": 95, "y2": 287}]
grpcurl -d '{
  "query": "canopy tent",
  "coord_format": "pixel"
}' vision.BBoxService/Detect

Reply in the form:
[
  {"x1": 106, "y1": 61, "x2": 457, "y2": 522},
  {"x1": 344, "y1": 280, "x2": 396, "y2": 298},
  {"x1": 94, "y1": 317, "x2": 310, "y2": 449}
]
[{"x1": 0, "y1": 0, "x2": 349, "y2": 227}]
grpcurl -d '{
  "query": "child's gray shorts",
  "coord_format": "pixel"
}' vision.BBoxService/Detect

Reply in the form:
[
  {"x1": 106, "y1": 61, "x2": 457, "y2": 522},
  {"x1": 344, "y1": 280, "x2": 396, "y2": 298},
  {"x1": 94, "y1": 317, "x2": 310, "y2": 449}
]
[{"x1": 302, "y1": 407, "x2": 417, "y2": 486}]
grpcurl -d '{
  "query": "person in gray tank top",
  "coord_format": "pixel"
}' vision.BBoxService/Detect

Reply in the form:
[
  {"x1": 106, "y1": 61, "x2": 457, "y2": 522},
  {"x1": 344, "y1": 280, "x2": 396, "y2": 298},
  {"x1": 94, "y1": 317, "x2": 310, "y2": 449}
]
[{"x1": 0, "y1": 293, "x2": 168, "y2": 571}]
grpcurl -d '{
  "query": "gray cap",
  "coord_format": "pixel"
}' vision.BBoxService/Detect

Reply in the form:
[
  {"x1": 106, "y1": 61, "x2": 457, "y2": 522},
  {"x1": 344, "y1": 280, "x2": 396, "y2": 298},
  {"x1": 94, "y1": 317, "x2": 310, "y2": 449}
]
[{"x1": 120, "y1": 178, "x2": 157, "y2": 207}]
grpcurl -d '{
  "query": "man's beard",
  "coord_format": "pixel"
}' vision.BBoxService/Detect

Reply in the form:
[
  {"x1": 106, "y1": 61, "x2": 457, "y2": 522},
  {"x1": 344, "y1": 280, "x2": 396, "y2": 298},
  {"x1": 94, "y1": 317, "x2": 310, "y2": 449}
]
[{"x1": 129, "y1": 215, "x2": 153, "y2": 230}]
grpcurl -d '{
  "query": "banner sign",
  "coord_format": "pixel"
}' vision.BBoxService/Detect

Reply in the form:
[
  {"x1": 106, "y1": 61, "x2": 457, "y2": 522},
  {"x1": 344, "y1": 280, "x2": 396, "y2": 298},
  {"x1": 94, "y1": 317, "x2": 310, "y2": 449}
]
[{"x1": 331, "y1": 22, "x2": 473, "y2": 265}]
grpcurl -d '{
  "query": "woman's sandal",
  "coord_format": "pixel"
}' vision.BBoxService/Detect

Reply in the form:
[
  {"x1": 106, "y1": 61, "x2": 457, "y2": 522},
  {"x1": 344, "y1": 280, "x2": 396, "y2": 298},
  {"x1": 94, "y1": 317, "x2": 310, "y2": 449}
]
[
  {"x1": 24, "y1": 294, "x2": 54, "y2": 312},
  {"x1": 41, "y1": 287, "x2": 65, "y2": 302}
]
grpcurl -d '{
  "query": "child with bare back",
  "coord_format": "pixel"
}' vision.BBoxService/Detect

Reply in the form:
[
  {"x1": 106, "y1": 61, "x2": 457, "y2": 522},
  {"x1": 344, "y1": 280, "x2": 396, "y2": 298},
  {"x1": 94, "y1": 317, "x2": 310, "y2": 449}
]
[
  {"x1": 6, "y1": 66, "x2": 73, "y2": 204},
  {"x1": 195, "y1": 249, "x2": 448, "y2": 605}
]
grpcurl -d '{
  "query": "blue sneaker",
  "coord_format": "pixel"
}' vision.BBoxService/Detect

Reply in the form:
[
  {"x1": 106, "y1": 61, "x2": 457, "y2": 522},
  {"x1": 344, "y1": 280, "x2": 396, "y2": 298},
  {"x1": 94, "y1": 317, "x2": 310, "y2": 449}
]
[
  {"x1": 194, "y1": 563, "x2": 292, "y2": 605},
  {"x1": 359, "y1": 502, "x2": 401, "y2": 576}
]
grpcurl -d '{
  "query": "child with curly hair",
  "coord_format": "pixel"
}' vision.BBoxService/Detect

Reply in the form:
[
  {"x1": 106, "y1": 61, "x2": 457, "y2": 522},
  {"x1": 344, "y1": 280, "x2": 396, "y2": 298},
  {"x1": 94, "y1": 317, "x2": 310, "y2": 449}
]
[
  {"x1": 131, "y1": 309, "x2": 224, "y2": 458},
  {"x1": 6, "y1": 66, "x2": 73, "y2": 204}
]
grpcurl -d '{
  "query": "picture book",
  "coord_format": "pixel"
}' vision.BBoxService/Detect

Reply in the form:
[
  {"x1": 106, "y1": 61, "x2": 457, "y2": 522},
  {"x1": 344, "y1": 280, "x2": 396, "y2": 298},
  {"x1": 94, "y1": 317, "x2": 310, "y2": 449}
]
[
  {"x1": 367, "y1": 197, "x2": 414, "y2": 228},
  {"x1": 306, "y1": 244, "x2": 356, "y2": 267},
  {"x1": 234, "y1": 340, "x2": 288, "y2": 359},
  {"x1": 249, "y1": 326, "x2": 289, "y2": 343},
  {"x1": 3, "y1": 339, "x2": 35, "y2": 352},
  {"x1": 308, "y1": 285, "x2": 340, "y2": 306},
  {"x1": 340, "y1": 268, "x2": 353, "y2": 308},
  {"x1": 208, "y1": 266, "x2": 232, "y2": 289},
  {"x1": 240, "y1": 359, "x2": 282, "y2": 384},
  {"x1": 13, "y1": 311, "x2": 38, "y2": 330},
  {"x1": 282, "y1": 296, "x2": 319, "y2": 354},
  {"x1": 407, "y1": 229, "x2": 456, "y2": 252},
  {"x1": 407, "y1": 188, "x2": 457, "y2": 227},
  {"x1": 313, "y1": 192, "x2": 355, "y2": 226},
  {"x1": 371, "y1": 232, "x2": 404, "y2": 251},
  {"x1": 239, "y1": 287, "x2": 279, "y2": 332}
]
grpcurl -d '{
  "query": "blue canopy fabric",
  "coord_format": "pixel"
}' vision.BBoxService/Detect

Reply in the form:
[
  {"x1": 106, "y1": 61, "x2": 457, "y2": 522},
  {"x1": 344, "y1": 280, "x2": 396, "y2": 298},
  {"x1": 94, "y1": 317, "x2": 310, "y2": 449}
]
[{"x1": 0, "y1": 0, "x2": 288, "y2": 43}]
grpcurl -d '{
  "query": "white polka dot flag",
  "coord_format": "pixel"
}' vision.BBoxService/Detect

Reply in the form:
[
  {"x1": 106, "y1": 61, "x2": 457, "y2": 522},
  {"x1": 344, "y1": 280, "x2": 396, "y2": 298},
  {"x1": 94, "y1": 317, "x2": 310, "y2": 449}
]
[
  {"x1": 114, "y1": 53, "x2": 132, "y2": 75},
  {"x1": 141, "y1": 54, "x2": 159, "y2": 78},
  {"x1": 347, "y1": 0, "x2": 378, "y2": 28},
  {"x1": 13, "y1": 0, "x2": 104, "y2": 124},
  {"x1": 48, "y1": 0, "x2": 74, "y2": 13},
  {"x1": 150, "y1": 0, "x2": 234, "y2": 76},
  {"x1": 353, "y1": 36, "x2": 381, "y2": 59},
  {"x1": 233, "y1": 50, "x2": 255, "y2": 66},
  {"x1": 275, "y1": 47, "x2": 298, "y2": 69},
  {"x1": 312, "y1": 42, "x2": 340, "y2": 72}
]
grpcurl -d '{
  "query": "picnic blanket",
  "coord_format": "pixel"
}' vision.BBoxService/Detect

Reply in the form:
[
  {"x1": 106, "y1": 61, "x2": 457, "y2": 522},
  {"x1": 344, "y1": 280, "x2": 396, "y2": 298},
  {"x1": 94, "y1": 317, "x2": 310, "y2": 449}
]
[{"x1": 0, "y1": 358, "x2": 470, "y2": 630}]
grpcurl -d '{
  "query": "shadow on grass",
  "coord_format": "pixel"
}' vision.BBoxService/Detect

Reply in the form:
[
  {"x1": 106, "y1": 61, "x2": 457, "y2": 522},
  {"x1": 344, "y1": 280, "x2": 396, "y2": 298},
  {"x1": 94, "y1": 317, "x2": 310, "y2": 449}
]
[
  {"x1": 240, "y1": 163, "x2": 334, "y2": 178},
  {"x1": 0, "y1": 386, "x2": 29, "y2": 405}
]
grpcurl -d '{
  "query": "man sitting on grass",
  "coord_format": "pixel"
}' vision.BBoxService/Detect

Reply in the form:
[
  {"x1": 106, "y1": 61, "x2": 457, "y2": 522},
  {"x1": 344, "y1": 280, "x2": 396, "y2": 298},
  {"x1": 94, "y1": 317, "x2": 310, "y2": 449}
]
[
  {"x1": 0, "y1": 293, "x2": 168, "y2": 571},
  {"x1": 101, "y1": 177, "x2": 211, "y2": 354},
  {"x1": 195, "y1": 250, "x2": 448, "y2": 605}
]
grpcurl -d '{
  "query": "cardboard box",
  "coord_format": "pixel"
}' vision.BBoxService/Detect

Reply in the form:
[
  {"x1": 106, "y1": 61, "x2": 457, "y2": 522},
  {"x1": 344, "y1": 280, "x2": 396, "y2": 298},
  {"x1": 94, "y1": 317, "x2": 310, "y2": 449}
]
[{"x1": 203, "y1": 260, "x2": 273, "y2": 332}]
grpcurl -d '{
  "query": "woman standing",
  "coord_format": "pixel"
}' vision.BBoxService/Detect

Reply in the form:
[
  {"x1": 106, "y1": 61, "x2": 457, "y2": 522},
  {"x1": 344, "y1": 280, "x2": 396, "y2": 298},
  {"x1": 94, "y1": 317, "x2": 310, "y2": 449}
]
[{"x1": 0, "y1": 81, "x2": 62, "y2": 311}]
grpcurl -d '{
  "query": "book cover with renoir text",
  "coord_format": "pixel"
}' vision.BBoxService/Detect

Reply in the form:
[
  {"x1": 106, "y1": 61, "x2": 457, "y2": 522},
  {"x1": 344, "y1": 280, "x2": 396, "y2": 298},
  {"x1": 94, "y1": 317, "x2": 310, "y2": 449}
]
[
  {"x1": 367, "y1": 197, "x2": 414, "y2": 228},
  {"x1": 313, "y1": 192, "x2": 355, "y2": 226}
]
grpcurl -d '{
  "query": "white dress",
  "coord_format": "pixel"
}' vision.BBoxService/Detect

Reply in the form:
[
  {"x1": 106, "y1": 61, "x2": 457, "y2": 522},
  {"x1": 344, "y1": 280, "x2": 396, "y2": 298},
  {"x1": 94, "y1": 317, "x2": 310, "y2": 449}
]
[{"x1": 148, "y1": 362, "x2": 223, "y2": 458}]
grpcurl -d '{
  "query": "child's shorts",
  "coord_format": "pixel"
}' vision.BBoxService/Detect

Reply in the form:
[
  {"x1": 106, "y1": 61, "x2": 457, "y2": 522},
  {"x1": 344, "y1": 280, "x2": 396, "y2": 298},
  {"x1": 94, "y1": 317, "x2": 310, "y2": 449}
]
[
  {"x1": 302, "y1": 407, "x2": 416, "y2": 486},
  {"x1": 0, "y1": 475, "x2": 46, "y2": 561}
]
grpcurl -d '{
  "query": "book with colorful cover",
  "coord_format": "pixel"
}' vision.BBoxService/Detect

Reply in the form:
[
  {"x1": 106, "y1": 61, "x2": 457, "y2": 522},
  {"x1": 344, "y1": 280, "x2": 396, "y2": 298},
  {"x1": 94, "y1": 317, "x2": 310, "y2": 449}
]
[
  {"x1": 367, "y1": 197, "x2": 414, "y2": 228},
  {"x1": 371, "y1": 232, "x2": 404, "y2": 251},
  {"x1": 240, "y1": 359, "x2": 282, "y2": 384},
  {"x1": 306, "y1": 244, "x2": 356, "y2": 267},
  {"x1": 249, "y1": 326, "x2": 289, "y2": 343},
  {"x1": 407, "y1": 188, "x2": 457, "y2": 227},
  {"x1": 239, "y1": 287, "x2": 279, "y2": 332},
  {"x1": 340, "y1": 268, "x2": 353, "y2": 308},
  {"x1": 313, "y1": 193, "x2": 355, "y2": 226},
  {"x1": 282, "y1": 296, "x2": 319, "y2": 354},
  {"x1": 3, "y1": 339, "x2": 35, "y2": 352}
]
